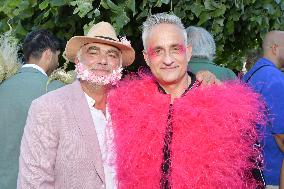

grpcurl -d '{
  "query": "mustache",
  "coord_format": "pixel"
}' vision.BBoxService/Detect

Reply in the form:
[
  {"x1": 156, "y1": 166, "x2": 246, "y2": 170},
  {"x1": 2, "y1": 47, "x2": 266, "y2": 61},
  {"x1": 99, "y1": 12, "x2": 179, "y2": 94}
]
[
  {"x1": 82, "y1": 63, "x2": 112, "y2": 71},
  {"x1": 78, "y1": 60, "x2": 112, "y2": 71},
  {"x1": 89, "y1": 66, "x2": 110, "y2": 71}
]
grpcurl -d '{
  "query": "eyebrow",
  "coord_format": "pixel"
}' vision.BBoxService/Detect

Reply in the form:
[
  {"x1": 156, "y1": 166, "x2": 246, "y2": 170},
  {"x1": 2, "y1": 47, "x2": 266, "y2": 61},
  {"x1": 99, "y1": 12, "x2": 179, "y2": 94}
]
[
  {"x1": 149, "y1": 46, "x2": 163, "y2": 51},
  {"x1": 107, "y1": 49, "x2": 120, "y2": 54},
  {"x1": 149, "y1": 43, "x2": 183, "y2": 50},
  {"x1": 87, "y1": 46, "x2": 120, "y2": 53},
  {"x1": 170, "y1": 43, "x2": 183, "y2": 48},
  {"x1": 87, "y1": 46, "x2": 100, "y2": 51}
]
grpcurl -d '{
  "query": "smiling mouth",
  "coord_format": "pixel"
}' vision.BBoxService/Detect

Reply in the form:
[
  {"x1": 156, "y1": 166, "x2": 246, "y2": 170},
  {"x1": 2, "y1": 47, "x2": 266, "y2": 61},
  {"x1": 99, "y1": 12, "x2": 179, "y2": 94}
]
[
  {"x1": 161, "y1": 66, "x2": 178, "y2": 70},
  {"x1": 90, "y1": 69, "x2": 111, "y2": 75},
  {"x1": 90, "y1": 68, "x2": 110, "y2": 72}
]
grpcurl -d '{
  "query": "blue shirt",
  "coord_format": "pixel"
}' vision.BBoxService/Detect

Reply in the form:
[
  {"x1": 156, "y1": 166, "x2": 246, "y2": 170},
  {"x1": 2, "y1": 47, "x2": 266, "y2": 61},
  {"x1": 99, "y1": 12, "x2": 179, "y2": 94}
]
[{"x1": 242, "y1": 58, "x2": 284, "y2": 185}]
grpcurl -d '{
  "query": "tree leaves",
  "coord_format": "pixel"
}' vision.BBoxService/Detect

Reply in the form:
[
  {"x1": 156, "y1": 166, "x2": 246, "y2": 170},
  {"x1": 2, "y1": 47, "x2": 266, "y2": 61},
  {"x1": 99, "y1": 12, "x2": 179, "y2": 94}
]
[
  {"x1": 197, "y1": 12, "x2": 211, "y2": 25},
  {"x1": 39, "y1": 0, "x2": 49, "y2": 10},
  {"x1": 190, "y1": 3, "x2": 203, "y2": 17},
  {"x1": 0, "y1": 0, "x2": 283, "y2": 70},
  {"x1": 70, "y1": 0, "x2": 93, "y2": 18},
  {"x1": 127, "y1": 0, "x2": 136, "y2": 16}
]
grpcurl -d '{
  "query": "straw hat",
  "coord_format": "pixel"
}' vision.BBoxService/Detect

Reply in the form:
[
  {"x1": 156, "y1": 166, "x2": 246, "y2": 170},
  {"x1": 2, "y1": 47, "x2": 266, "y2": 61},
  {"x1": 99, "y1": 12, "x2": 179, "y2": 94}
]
[{"x1": 65, "y1": 22, "x2": 135, "y2": 66}]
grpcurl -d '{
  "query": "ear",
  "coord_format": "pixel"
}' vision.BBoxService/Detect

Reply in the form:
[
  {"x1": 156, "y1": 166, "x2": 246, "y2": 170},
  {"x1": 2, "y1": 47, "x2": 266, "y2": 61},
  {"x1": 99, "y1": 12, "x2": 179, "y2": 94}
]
[
  {"x1": 186, "y1": 44, "x2": 192, "y2": 62},
  {"x1": 74, "y1": 56, "x2": 80, "y2": 64},
  {"x1": 41, "y1": 49, "x2": 52, "y2": 62},
  {"x1": 143, "y1": 50, "x2": 150, "y2": 66},
  {"x1": 271, "y1": 44, "x2": 278, "y2": 55}
]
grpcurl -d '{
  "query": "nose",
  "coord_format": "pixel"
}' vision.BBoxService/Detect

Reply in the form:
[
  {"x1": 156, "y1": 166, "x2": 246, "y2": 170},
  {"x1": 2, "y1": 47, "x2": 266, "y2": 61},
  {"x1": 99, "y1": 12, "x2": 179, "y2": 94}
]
[
  {"x1": 163, "y1": 52, "x2": 174, "y2": 66},
  {"x1": 99, "y1": 53, "x2": 108, "y2": 65}
]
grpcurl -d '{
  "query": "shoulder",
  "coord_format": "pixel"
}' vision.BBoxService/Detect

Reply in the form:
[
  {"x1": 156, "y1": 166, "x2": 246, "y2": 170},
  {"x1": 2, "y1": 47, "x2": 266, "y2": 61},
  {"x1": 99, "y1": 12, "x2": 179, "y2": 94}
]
[
  {"x1": 192, "y1": 81, "x2": 261, "y2": 106},
  {"x1": 223, "y1": 67, "x2": 237, "y2": 79},
  {"x1": 207, "y1": 64, "x2": 237, "y2": 80},
  {"x1": 109, "y1": 75, "x2": 158, "y2": 105},
  {"x1": 251, "y1": 65, "x2": 284, "y2": 85},
  {"x1": 185, "y1": 82, "x2": 265, "y2": 126},
  {"x1": 47, "y1": 80, "x2": 65, "y2": 92},
  {"x1": 1, "y1": 69, "x2": 47, "y2": 85},
  {"x1": 33, "y1": 81, "x2": 79, "y2": 107},
  {"x1": 113, "y1": 75, "x2": 156, "y2": 92}
]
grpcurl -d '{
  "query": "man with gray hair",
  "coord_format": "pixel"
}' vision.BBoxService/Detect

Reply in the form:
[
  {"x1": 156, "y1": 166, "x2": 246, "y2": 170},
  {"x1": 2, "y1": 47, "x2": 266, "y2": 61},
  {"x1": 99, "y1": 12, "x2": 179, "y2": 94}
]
[
  {"x1": 107, "y1": 12, "x2": 265, "y2": 188},
  {"x1": 186, "y1": 26, "x2": 236, "y2": 81}
]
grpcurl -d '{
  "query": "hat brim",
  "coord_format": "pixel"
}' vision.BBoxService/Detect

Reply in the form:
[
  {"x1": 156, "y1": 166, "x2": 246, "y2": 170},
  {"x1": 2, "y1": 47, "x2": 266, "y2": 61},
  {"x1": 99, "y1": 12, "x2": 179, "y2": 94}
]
[{"x1": 65, "y1": 36, "x2": 135, "y2": 66}]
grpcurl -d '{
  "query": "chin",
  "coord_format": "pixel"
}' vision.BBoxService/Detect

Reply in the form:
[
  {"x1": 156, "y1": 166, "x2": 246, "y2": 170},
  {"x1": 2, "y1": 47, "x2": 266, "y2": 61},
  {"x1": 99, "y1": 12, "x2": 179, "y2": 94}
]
[{"x1": 156, "y1": 77, "x2": 179, "y2": 85}]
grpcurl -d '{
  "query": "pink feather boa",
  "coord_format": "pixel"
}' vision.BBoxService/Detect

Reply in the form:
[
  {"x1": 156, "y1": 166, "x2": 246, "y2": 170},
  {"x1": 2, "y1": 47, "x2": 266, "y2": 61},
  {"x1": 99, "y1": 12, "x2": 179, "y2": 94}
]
[{"x1": 108, "y1": 75, "x2": 265, "y2": 189}]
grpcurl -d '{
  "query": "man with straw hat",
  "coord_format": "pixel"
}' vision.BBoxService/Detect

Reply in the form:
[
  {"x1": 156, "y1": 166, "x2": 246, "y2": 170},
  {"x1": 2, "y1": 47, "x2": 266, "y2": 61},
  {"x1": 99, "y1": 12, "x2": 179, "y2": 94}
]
[{"x1": 17, "y1": 22, "x2": 135, "y2": 189}]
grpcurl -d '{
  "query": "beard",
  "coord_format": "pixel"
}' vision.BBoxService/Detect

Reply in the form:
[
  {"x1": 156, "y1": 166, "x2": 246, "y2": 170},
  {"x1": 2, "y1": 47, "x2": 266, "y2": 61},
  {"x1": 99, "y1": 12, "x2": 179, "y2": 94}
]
[{"x1": 75, "y1": 61, "x2": 123, "y2": 86}]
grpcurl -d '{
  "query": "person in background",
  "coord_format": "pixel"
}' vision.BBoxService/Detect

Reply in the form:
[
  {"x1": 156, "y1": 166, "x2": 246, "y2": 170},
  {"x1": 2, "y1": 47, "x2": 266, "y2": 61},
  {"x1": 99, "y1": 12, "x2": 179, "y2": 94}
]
[
  {"x1": 0, "y1": 29, "x2": 64, "y2": 189},
  {"x1": 0, "y1": 30, "x2": 63, "y2": 188},
  {"x1": 186, "y1": 26, "x2": 236, "y2": 81},
  {"x1": 242, "y1": 30, "x2": 284, "y2": 188}
]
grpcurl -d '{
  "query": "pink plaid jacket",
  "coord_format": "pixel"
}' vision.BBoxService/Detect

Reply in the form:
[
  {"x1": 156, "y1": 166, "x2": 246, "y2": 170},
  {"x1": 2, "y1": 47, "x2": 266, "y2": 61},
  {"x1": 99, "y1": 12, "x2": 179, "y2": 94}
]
[{"x1": 17, "y1": 80, "x2": 106, "y2": 189}]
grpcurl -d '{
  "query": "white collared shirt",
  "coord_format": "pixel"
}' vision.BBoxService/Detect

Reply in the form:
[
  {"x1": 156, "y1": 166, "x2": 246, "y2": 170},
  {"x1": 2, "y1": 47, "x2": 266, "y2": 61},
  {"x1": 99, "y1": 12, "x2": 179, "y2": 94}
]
[
  {"x1": 22, "y1": 64, "x2": 47, "y2": 76},
  {"x1": 84, "y1": 93, "x2": 117, "y2": 189}
]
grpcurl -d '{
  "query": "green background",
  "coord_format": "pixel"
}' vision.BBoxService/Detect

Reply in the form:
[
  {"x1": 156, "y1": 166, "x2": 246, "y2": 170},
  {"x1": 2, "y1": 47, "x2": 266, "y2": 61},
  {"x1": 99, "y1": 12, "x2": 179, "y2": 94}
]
[{"x1": 1, "y1": 0, "x2": 283, "y2": 72}]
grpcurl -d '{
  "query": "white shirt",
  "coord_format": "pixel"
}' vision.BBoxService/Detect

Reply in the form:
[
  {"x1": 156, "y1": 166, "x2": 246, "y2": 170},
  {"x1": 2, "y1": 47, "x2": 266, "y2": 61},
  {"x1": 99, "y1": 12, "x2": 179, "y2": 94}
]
[
  {"x1": 84, "y1": 93, "x2": 117, "y2": 189},
  {"x1": 22, "y1": 64, "x2": 47, "y2": 76}
]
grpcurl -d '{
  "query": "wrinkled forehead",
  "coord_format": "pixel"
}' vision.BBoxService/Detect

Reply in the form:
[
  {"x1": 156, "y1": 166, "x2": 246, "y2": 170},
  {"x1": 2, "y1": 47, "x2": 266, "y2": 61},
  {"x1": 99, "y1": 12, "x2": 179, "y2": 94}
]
[{"x1": 81, "y1": 42, "x2": 121, "y2": 53}]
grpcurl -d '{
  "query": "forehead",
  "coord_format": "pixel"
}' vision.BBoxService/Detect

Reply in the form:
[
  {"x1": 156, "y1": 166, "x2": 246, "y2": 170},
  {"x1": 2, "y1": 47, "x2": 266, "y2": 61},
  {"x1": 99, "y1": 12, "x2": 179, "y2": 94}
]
[
  {"x1": 146, "y1": 23, "x2": 185, "y2": 48},
  {"x1": 82, "y1": 42, "x2": 120, "y2": 52},
  {"x1": 277, "y1": 33, "x2": 284, "y2": 44}
]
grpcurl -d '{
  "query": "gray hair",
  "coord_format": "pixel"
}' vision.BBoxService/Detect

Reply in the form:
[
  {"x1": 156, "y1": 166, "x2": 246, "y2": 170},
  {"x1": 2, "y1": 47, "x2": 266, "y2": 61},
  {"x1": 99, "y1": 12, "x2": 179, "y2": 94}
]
[
  {"x1": 186, "y1": 26, "x2": 216, "y2": 61},
  {"x1": 142, "y1": 13, "x2": 187, "y2": 49}
]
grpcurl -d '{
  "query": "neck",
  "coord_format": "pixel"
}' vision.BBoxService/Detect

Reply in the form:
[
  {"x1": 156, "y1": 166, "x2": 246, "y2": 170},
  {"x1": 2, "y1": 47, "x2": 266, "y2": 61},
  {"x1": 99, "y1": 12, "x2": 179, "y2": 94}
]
[
  {"x1": 159, "y1": 74, "x2": 190, "y2": 102},
  {"x1": 80, "y1": 80, "x2": 109, "y2": 111},
  {"x1": 263, "y1": 55, "x2": 280, "y2": 68},
  {"x1": 27, "y1": 59, "x2": 50, "y2": 75}
]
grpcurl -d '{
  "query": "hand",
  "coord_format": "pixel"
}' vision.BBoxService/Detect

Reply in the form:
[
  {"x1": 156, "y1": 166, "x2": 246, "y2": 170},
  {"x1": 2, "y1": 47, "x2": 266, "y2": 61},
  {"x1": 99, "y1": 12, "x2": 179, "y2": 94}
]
[
  {"x1": 196, "y1": 70, "x2": 221, "y2": 86},
  {"x1": 274, "y1": 134, "x2": 284, "y2": 153}
]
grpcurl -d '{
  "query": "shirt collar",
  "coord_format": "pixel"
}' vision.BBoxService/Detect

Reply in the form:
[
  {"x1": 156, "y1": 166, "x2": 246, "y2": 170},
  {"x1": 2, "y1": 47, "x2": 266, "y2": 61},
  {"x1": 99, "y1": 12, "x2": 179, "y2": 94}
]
[
  {"x1": 84, "y1": 92, "x2": 110, "y2": 119},
  {"x1": 84, "y1": 92, "x2": 96, "y2": 108},
  {"x1": 259, "y1": 57, "x2": 277, "y2": 67},
  {"x1": 22, "y1": 64, "x2": 47, "y2": 76},
  {"x1": 242, "y1": 57, "x2": 276, "y2": 82},
  {"x1": 157, "y1": 71, "x2": 197, "y2": 96}
]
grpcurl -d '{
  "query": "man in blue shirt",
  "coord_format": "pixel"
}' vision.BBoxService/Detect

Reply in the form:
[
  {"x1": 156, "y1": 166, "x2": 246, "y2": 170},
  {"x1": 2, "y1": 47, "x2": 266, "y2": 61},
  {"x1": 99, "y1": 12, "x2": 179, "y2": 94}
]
[{"x1": 243, "y1": 30, "x2": 284, "y2": 188}]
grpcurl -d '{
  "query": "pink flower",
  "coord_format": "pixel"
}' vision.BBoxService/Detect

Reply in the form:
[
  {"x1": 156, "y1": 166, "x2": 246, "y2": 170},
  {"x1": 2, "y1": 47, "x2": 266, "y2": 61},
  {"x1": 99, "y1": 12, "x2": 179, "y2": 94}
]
[{"x1": 119, "y1": 36, "x2": 131, "y2": 46}]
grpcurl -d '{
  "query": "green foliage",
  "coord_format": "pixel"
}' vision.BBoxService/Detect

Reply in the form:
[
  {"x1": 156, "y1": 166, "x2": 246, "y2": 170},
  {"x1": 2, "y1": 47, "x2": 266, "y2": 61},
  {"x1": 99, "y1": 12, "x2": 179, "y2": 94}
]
[{"x1": 0, "y1": 0, "x2": 283, "y2": 71}]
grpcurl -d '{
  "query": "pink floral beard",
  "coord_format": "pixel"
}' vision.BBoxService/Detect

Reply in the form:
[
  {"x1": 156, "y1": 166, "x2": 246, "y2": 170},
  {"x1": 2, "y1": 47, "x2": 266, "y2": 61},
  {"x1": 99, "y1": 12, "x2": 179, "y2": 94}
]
[{"x1": 75, "y1": 62, "x2": 123, "y2": 86}]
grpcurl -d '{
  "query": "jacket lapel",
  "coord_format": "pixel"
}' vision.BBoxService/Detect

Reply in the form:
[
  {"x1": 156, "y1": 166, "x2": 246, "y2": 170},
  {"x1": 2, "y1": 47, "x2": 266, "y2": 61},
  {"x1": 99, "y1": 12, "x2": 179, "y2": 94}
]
[{"x1": 67, "y1": 80, "x2": 105, "y2": 183}]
